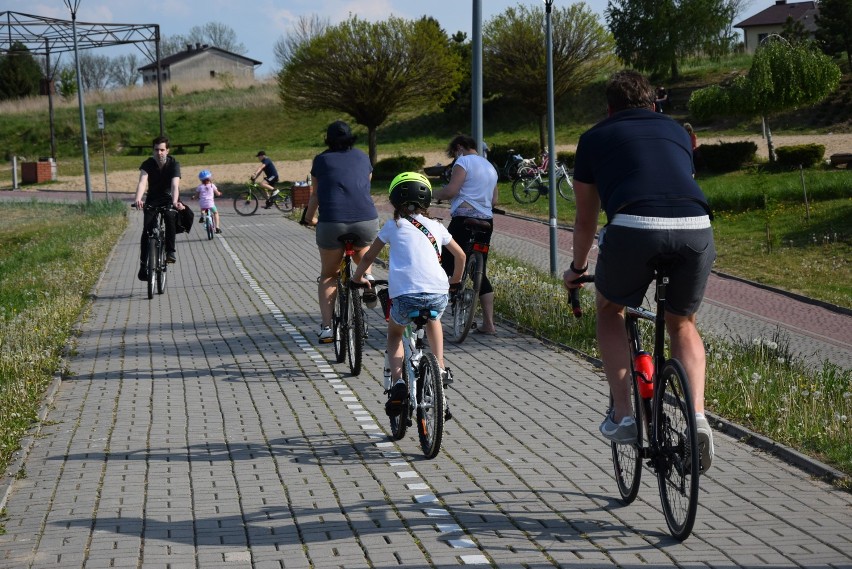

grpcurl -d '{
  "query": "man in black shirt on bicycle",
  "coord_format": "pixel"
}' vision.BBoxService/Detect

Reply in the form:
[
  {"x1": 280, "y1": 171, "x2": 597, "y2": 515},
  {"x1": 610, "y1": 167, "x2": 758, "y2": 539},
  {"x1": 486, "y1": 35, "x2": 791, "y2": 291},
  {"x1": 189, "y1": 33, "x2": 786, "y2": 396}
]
[
  {"x1": 563, "y1": 70, "x2": 716, "y2": 471},
  {"x1": 134, "y1": 136, "x2": 185, "y2": 281}
]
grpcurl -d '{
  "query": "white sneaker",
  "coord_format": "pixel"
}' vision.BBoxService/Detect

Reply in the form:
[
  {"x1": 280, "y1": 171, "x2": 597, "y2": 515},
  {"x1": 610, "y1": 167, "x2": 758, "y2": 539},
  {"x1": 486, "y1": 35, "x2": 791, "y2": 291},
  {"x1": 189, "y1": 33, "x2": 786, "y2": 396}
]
[
  {"x1": 599, "y1": 411, "x2": 637, "y2": 444},
  {"x1": 695, "y1": 414, "x2": 714, "y2": 472},
  {"x1": 318, "y1": 326, "x2": 333, "y2": 343}
]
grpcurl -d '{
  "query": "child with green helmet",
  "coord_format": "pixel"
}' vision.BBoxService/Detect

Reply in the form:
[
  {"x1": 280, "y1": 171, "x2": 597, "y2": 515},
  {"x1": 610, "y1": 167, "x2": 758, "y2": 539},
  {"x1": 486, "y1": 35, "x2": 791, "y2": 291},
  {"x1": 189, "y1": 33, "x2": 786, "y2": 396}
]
[{"x1": 352, "y1": 172, "x2": 466, "y2": 416}]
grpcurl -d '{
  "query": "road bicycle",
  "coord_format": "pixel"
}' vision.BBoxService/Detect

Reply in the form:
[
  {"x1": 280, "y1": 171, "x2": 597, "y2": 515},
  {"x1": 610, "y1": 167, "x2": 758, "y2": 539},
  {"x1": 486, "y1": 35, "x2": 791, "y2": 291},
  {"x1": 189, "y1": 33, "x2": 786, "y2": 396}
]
[
  {"x1": 512, "y1": 152, "x2": 573, "y2": 203},
  {"x1": 233, "y1": 179, "x2": 293, "y2": 216},
  {"x1": 367, "y1": 279, "x2": 450, "y2": 459},
  {"x1": 330, "y1": 233, "x2": 370, "y2": 375},
  {"x1": 199, "y1": 207, "x2": 216, "y2": 240},
  {"x1": 570, "y1": 267, "x2": 701, "y2": 541},
  {"x1": 141, "y1": 204, "x2": 172, "y2": 300},
  {"x1": 448, "y1": 217, "x2": 492, "y2": 343}
]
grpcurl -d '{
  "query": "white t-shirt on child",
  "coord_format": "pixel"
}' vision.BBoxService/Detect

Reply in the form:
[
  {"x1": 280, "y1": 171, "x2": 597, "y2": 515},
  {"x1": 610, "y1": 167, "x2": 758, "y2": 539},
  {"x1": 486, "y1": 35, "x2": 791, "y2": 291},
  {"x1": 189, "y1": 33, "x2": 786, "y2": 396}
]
[{"x1": 377, "y1": 213, "x2": 452, "y2": 299}]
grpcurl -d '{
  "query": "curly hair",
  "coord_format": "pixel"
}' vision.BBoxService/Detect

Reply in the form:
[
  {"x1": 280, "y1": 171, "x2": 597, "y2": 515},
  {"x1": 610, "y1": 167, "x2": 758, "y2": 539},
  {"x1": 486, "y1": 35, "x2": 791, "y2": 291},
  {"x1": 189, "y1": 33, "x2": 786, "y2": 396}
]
[{"x1": 605, "y1": 70, "x2": 656, "y2": 112}]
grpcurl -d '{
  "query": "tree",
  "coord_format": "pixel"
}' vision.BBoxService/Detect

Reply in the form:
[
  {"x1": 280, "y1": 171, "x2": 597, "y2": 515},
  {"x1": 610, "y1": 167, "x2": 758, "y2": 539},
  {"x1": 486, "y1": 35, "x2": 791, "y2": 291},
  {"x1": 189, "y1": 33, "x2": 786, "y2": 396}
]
[
  {"x1": 56, "y1": 65, "x2": 77, "y2": 100},
  {"x1": 277, "y1": 15, "x2": 462, "y2": 165},
  {"x1": 0, "y1": 42, "x2": 42, "y2": 100},
  {"x1": 78, "y1": 53, "x2": 112, "y2": 91},
  {"x1": 688, "y1": 38, "x2": 841, "y2": 162},
  {"x1": 815, "y1": 0, "x2": 852, "y2": 69},
  {"x1": 606, "y1": 0, "x2": 736, "y2": 80},
  {"x1": 110, "y1": 53, "x2": 140, "y2": 88},
  {"x1": 780, "y1": 16, "x2": 811, "y2": 45},
  {"x1": 273, "y1": 14, "x2": 329, "y2": 72},
  {"x1": 187, "y1": 22, "x2": 247, "y2": 54},
  {"x1": 483, "y1": 3, "x2": 617, "y2": 151}
]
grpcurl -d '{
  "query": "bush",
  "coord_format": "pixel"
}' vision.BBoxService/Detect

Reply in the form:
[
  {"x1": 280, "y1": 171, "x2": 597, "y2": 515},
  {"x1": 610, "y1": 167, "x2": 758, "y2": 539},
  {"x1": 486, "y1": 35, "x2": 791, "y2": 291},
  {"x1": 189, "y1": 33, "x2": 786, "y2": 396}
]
[
  {"x1": 775, "y1": 144, "x2": 825, "y2": 169},
  {"x1": 556, "y1": 151, "x2": 575, "y2": 168},
  {"x1": 698, "y1": 140, "x2": 758, "y2": 172},
  {"x1": 372, "y1": 155, "x2": 425, "y2": 180},
  {"x1": 489, "y1": 140, "x2": 540, "y2": 168}
]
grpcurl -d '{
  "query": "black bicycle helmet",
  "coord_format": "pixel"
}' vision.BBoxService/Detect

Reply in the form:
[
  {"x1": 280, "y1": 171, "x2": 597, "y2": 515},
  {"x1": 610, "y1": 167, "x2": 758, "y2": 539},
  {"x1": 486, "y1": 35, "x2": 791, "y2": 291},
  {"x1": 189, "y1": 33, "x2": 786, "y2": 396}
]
[{"x1": 388, "y1": 172, "x2": 432, "y2": 211}]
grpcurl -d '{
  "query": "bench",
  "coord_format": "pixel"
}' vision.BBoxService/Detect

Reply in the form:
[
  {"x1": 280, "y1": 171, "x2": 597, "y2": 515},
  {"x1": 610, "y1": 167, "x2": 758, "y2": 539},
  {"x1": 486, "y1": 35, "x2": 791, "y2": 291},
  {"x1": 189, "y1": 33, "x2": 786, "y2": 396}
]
[
  {"x1": 126, "y1": 142, "x2": 210, "y2": 154},
  {"x1": 829, "y1": 153, "x2": 852, "y2": 168}
]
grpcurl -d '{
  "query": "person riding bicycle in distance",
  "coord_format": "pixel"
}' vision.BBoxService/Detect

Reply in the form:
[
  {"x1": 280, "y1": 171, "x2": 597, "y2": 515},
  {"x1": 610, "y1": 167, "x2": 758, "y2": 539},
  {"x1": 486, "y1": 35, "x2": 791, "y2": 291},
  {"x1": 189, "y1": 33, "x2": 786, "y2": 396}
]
[
  {"x1": 134, "y1": 135, "x2": 185, "y2": 281},
  {"x1": 251, "y1": 150, "x2": 280, "y2": 209},
  {"x1": 192, "y1": 169, "x2": 223, "y2": 234},
  {"x1": 352, "y1": 172, "x2": 465, "y2": 417},
  {"x1": 562, "y1": 69, "x2": 715, "y2": 471}
]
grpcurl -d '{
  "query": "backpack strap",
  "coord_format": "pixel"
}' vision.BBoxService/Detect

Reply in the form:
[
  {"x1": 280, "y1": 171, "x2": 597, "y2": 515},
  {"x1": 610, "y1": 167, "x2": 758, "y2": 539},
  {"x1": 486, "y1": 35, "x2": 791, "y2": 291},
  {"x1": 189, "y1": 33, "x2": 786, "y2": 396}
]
[{"x1": 405, "y1": 215, "x2": 441, "y2": 262}]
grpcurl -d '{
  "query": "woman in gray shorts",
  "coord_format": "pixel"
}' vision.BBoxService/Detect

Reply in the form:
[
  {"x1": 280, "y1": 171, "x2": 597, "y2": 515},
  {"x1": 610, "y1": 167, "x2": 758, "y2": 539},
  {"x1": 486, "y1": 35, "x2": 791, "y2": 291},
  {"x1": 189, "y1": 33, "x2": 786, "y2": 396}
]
[{"x1": 303, "y1": 121, "x2": 379, "y2": 342}]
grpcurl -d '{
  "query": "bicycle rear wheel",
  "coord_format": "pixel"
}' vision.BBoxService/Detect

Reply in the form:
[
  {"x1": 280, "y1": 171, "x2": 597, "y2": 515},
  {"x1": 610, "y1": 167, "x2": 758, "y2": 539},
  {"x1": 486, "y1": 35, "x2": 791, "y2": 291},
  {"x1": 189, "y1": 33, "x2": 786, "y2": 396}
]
[
  {"x1": 612, "y1": 320, "x2": 645, "y2": 504},
  {"x1": 273, "y1": 189, "x2": 293, "y2": 212},
  {"x1": 417, "y1": 352, "x2": 444, "y2": 459},
  {"x1": 156, "y1": 241, "x2": 167, "y2": 295},
  {"x1": 557, "y1": 172, "x2": 574, "y2": 201},
  {"x1": 388, "y1": 363, "x2": 410, "y2": 440},
  {"x1": 146, "y1": 238, "x2": 156, "y2": 299},
  {"x1": 655, "y1": 358, "x2": 699, "y2": 541},
  {"x1": 451, "y1": 252, "x2": 483, "y2": 343},
  {"x1": 332, "y1": 283, "x2": 346, "y2": 363},
  {"x1": 234, "y1": 191, "x2": 259, "y2": 216},
  {"x1": 346, "y1": 289, "x2": 364, "y2": 375},
  {"x1": 512, "y1": 176, "x2": 541, "y2": 204}
]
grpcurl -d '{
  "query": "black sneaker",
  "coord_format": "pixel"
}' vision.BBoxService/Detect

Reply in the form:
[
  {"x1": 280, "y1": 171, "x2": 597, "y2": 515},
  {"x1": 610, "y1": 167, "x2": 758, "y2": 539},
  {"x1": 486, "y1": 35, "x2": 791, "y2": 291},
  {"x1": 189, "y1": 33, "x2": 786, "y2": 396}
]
[
  {"x1": 362, "y1": 275, "x2": 378, "y2": 308},
  {"x1": 166, "y1": 252, "x2": 177, "y2": 263},
  {"x1": 137, "y1": 264, "x2": 147, "y2": 281},
  {"x1": 215, "y1": 228, "x2": 222, "y2": 234},
  {"x1": 384, "y1": 382, "x2": 408, "y2": 417},
  {"x1": 441, "y1": 367, "x2": 454, "y2": 386}
]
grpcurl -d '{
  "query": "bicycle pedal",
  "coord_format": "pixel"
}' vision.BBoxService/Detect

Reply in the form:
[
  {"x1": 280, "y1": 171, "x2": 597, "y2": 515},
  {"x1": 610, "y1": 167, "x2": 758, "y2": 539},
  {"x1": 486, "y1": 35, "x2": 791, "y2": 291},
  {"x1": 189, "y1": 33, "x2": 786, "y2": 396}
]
[{"x1": 445, "y1": 408, "x2": 453, "y2": 422}]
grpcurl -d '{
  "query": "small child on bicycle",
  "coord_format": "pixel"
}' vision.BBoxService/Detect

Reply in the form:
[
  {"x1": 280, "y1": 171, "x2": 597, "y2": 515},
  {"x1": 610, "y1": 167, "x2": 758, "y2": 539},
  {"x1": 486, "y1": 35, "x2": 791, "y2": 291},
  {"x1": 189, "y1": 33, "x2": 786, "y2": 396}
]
[
  {"x1": 352, "y1": 172, "x2": 465, "y2": 417},
  {"x1": 192, "y1": 169, "x2": 223, "y2": 234}
]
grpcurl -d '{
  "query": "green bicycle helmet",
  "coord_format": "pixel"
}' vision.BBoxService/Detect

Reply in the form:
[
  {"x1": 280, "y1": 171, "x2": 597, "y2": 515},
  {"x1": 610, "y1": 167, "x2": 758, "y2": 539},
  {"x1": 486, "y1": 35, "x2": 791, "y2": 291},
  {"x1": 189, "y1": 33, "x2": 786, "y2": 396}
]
[{"x1": 388, "y1": 172, "x2": 432, "y2": 211}]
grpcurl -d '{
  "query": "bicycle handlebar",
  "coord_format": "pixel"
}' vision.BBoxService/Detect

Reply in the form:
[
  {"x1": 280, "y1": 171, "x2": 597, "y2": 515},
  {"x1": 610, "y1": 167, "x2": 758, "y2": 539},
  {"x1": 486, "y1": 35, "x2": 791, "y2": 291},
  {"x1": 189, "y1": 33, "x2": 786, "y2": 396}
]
[
  {"x1": 348, "y1": 278, "x2": 388, "y2": 289},
  {"x1": 568, "y1": 274, "x2": 595, "y2": 318}
]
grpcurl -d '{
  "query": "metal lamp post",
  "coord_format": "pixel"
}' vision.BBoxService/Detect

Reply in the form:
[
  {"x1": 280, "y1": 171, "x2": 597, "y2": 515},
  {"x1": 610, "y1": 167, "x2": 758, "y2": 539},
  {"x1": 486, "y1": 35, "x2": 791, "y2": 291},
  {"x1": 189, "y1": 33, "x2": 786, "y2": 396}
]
[
  {"x1": 544, "y1": 0, "x2": 558, "y2": 276},
  {"x1": 64, "y1": 0, "x2": 93, "y2": 203}
]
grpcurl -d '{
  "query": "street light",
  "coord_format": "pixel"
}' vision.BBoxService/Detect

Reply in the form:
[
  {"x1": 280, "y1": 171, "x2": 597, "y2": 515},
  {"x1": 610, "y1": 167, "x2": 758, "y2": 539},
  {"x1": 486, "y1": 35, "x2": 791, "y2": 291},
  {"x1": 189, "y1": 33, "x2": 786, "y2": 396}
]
[
  {"x1": 64, "y1": 0, "x2": 93, "y2": 203},
  {"x1": 544, "y1": 0, "x2": 558, "y2": 276}
]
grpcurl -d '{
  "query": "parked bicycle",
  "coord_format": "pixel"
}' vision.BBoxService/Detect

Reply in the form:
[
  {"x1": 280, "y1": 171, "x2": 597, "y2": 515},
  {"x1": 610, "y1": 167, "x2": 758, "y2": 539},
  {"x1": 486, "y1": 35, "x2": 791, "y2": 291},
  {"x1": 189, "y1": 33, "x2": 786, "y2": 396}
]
[
  {"x1": 365, "y1": 279, "x2": 450, "y2": 459},
  {"x1": 199, "y1": 207, "x2": 216, "y2": 240},
  {"x1": 448, "y1": 217, "x2": 492, "y2": 343},
  {"x1": 330, "y1": 233, "x2": 369, "y2": 375},
  {"x1": 141, "y1": 204, "x2": 172, "y2": 299},
  {"x1": 233, "y1": 179, "x2": 293, "y2": 216},
  {"x1": 570, "y1": 267, "x2": 701, "y2": 541},
  {"x1": 512, "y1": 151, "x2": 573, "y2": 203},
  {"x1": 488, "y1": 148, "x2": 527, "y2": 181}
]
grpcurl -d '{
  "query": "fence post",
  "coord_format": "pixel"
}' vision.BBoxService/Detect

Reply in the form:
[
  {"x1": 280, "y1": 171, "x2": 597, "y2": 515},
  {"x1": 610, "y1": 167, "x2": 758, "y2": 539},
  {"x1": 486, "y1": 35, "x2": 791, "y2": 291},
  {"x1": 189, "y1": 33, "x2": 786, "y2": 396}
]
[
  {"x1": 11, "y1": 156, "x2": 19, "y2": 190},
  {"x1": 799, "y1": 164, "x2": 810, "y2": 223}
]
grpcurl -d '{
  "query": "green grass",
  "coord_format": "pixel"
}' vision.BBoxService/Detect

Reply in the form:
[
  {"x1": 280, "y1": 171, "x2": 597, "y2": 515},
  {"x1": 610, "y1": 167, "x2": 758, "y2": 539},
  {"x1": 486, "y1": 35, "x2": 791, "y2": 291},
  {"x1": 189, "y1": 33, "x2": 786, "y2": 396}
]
[{"x1": 0, "y1": 200, "x2": 127, "y2": 472}]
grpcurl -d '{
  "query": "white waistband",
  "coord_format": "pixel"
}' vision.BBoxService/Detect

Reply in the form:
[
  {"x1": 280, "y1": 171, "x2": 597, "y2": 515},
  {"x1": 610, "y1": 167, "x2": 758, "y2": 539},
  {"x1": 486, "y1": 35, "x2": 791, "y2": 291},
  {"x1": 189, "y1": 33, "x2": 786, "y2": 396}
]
[{"x1": 610, "y1": 214, "x2": 711, "y2": 230}]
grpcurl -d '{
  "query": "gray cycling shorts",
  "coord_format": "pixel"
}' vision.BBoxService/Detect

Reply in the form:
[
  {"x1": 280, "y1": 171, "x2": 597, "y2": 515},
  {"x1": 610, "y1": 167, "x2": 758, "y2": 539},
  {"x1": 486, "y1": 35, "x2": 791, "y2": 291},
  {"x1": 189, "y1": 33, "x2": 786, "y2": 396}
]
[
  {"x1": 315, "y1": 219, "x2": 379, "y2": 250},
  {"x1": 595, "y1": 223, "x2": 715, "y2": 315}
]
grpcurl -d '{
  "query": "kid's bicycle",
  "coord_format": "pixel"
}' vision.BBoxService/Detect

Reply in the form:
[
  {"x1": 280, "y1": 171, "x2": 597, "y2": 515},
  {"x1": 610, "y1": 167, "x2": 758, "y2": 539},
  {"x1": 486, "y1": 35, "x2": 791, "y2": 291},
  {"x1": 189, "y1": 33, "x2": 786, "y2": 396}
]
[
  {"x1": 199, "y1": 207, "x2": 216, "y2": 240},
  {"x1": 365, "y1": 279, "x2": 450, "y2": 459},
  {"x1": 449, "y1": 217, "x2": 492, "y2": 343},
  {"x1": 234, "y1": 179, "x2": 293, "y2": 215},
  {"x1": 570, "y1": 266, "x2": 701, "y2": 541}
]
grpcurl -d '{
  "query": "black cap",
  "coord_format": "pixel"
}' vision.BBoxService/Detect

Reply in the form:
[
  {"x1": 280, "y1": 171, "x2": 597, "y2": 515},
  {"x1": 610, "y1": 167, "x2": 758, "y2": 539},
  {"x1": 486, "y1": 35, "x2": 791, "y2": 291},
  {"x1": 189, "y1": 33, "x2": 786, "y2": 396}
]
[
  {"x1": 255, "y1": 151, "x2": 266, "y2": 157},
  {"x1": 326, "y1": 120, "x2": 352, "y2": 141}
]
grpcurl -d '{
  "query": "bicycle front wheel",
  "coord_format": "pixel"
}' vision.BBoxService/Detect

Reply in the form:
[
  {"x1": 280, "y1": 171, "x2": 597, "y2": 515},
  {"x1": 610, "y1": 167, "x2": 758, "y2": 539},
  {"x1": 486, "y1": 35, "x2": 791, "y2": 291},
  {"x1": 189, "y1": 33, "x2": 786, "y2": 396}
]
[
  {"x1": 332, "y1": 283, "x2": 346, "y2": 363},
  {"x1": 512, "y1": 176, "x2": 541, "y2": 204},
  {"x1": 146, "y1": 238, "x2": 156, "y2": 299},
  {"x1": 346, "y1": 289, "x2": 364, "y2": 375},
  {"x1": 156, "y1": 241, "x2": 167, "y2": 294},
  {"x1": 417, "y1": 353, "x2": 445, "y2": 459},
  {"x1": 655, "y1": 358, "x2": 699, "y2": 541},
  {"x1": 234, "y1": 191, "x2": 259, "y2": 216},
  {"x1": 273, "y1": 189, "x2": 293, "y2": 212},
  {"x1": 451, "y1": 252, "x2": 483, "y2": 343},
  {"x1": 205, "y1": 217, "x2": 214, "y2": 240},
  {"x1": 557, "y1": 172, "x2": 574, "y2": 201}
]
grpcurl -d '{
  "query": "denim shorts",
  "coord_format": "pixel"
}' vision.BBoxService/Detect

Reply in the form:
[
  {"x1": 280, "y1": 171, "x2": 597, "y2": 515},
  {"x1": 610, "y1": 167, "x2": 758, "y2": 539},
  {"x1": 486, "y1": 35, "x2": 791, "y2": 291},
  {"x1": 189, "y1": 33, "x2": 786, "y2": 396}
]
[{"x1": 390, "y1": 293, "x2": 448, "y2": 326}]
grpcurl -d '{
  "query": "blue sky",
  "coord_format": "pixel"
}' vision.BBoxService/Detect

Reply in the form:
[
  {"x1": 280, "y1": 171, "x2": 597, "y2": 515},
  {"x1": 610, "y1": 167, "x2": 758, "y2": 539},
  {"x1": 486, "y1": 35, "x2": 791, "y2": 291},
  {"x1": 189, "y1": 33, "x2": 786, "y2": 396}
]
[{"x1": 8, "y1": 0, "x2": 762, "y2": 76}]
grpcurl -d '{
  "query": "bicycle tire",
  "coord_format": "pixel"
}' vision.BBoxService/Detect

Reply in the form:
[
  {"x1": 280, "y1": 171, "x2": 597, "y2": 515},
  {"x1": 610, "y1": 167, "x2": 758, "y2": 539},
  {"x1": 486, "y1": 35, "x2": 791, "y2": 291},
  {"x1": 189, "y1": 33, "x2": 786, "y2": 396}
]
[
  {"x1": 655, "y1": 358, "x2": 700, "y2": 541},
  {"x1": 512, "y1": 176, "x2": 541, "y2": 204},
  {"x1": 388, "y1": 362, "x2": 409, "y2": 440},
  {"x1": 233, "y1": 191, "x2": 259, "y2": 216},
  {"x1": 557, "y1": 173, "x2": 574, "y2": 201},
  {"x1": 506, "y1": 161, "x2": 522, "y2": 181},
  {"x1": 156, "y1": 240, "x2": 167, "y2": 295},
  {"x1": 611, "y1": 320, "x2": 643, "y2": 504},
  {"x1": 205, "y1": 216, "x2": 214, "y2": 240},
  {"x1": 332, "y1": 282, "x2": 346, "y2": 363},
  {"x1": 273, "y1": 189, "x2": 293, "y2": 213},
  {"x1": 146, "y1": 238, "x2": 156, "y2": 300},
  {"x1": 346, "y1": 289, "x2": 364, "y2": 375},
  {"x1": 451, "y1": 252, "x2": 483, "y2": 343},
  {"x1": 417, "y1": 352, "x2": 445, "y2": 459}
]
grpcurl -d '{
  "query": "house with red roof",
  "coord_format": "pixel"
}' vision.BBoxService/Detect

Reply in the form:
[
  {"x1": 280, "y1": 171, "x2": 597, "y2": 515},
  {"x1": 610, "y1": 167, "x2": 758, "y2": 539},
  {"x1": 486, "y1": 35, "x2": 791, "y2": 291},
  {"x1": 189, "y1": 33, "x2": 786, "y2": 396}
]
[{"x1": 734, "y1": 0, "x2": 819, "y2": 52}]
